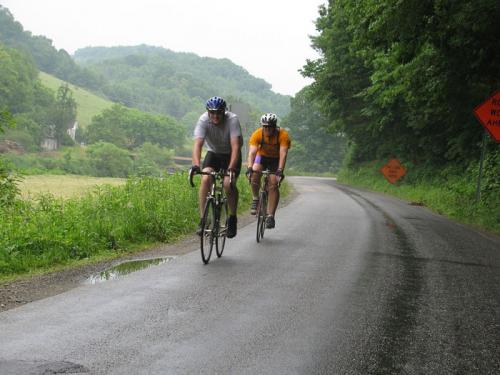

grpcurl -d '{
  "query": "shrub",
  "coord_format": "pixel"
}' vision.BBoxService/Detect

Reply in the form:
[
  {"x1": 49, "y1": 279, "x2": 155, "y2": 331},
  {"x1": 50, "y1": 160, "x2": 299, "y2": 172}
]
[
  {"x1": 87, "y1": 141, "x2": 133, "y2": 177},
  {"x1": 0, "y1": 158, "x2": 21, "y2": 208}
]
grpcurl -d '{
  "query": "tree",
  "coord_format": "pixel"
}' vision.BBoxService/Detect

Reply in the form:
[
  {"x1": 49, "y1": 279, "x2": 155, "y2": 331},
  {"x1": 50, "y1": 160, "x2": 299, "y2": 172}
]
[
  {"x1": 51, "y1": 84, "x2": 77, "y2": 146},
  {"x1": 87, "y1": 142, "x2": 132, "y2": 177},
  {"x1": 303, "y1": 0, "x2": 500, "y2": 167},
  {"x1": 0, "y1": 6, "x2": 100, "y2": 90},
  {"x1": 73, "y1": 45, "x2": 291, "y2": 119},
  {"x1": 0, "y1": 110, "x2": 15, "y2": 131},
  {"x1": 133, "y1": 142, "x2": 174, "y2": 176},
  {"x1": 86, "y1": 104, "x2": 186, "y2": 150},
  {"x1": 0, "y1": 109, "x2": 20, "y2": 207},
  {"x1": 0, "y1": 43, "x2": 39, "y2": 114},
  {"x1": 283, "y1": 87, "x2": 346, "y2": 173}
]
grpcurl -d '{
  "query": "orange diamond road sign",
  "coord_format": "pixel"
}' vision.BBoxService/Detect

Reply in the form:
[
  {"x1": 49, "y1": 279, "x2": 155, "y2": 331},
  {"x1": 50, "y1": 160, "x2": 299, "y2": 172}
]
[
  {"x1": 380, "y1": 159, "x2": 407, "y2": 184},
  {"x1": 473, "y1": 91, "x2": 500, "y2": 142}
]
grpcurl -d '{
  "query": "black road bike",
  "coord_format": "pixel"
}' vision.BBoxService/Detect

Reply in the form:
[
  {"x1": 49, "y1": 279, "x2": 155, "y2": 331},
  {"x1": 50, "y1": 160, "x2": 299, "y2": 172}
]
[
  {"x1": 189, "y1": 169, "x2": 230, "y2": 264},
  {"x1": 255, "y1": 170, "x2": 282, "y2": 243}
]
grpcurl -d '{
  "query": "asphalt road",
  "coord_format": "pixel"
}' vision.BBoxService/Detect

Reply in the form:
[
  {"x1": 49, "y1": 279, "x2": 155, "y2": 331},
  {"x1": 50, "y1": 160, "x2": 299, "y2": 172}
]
[{"x1": 1, "y1": 177, "x2": 499, "y2": 374}]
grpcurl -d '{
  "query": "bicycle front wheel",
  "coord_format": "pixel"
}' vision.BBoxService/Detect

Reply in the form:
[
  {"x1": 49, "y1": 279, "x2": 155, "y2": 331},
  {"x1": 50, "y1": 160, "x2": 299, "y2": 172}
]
[
  {"x1": 216, "y1": 199, "x2": 228, "y2": 258},
  {"x1": 256, "y1": 192, "x2": 267, "y2": 243},
  {"x1": 200, "y1": 198, "x2": 215, "y2": 264}
]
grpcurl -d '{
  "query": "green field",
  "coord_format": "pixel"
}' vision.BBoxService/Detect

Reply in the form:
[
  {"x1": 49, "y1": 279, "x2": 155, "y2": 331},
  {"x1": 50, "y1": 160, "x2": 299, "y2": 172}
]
[
  {"x1": 38, "y1": 71, "x2": 114, "y2": 129},
  {"x1": 19, "y1": 174, "x2": 126, "y2": 199}
]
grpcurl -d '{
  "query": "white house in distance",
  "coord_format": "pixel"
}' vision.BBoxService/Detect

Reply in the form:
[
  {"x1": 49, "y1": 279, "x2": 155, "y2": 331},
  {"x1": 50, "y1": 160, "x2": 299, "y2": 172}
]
[{"x1": 40, "y1": 121, "x2": 78, "y2": 151}]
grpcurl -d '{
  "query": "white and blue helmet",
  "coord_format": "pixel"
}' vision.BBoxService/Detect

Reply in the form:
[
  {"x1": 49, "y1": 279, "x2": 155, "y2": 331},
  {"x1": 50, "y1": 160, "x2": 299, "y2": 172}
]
[{"x1": 206, "y1": 96, "x2": 227, "y2": 111}]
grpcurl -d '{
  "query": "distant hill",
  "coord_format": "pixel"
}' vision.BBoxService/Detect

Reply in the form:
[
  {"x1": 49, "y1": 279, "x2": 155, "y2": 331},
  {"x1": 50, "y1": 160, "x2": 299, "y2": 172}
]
[
  {"x1": 0, "y1": 5, "x2": 101, "y2": 90},
  {"x1": 39, "y1": 72, "x2": 113, "y2": 129},
  {"x1": 1, "y1": 5, "x2": 290, "y2": 128},
  {"x1": 74, "y1": 45, "x2": 291, "y2": 120}
]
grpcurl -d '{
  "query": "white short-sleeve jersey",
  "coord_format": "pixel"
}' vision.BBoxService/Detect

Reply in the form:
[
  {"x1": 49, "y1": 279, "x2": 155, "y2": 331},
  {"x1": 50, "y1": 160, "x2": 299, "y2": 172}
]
[{"x1": 193, "y1": 111, "x2": 242, "y2": 154}]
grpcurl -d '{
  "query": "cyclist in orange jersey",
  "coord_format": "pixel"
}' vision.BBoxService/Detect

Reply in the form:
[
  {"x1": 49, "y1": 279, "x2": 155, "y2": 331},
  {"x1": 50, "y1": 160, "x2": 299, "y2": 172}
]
[{"x1": 246, "y1": 113, "x2": 291, "y2": 229}]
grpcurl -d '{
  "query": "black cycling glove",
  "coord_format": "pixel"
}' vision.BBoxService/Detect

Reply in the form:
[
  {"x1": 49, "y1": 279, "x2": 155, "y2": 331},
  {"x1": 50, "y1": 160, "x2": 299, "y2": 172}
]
[{"x1": 245, "y1": 167, "x2": 253, "y2": 179}]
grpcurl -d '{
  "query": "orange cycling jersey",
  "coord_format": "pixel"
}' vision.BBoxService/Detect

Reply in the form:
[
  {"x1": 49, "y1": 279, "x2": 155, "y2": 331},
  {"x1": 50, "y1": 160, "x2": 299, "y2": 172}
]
[{"x1": 248, "y1": 127, "x2": 291, "y2": 158}]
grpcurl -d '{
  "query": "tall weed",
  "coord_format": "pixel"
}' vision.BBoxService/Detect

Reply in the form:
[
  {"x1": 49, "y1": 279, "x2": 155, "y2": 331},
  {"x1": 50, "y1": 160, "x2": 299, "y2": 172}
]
[
  {"x1": 337, "y1": 160, "x2": 499, "y2": 235},
  {"x1": 0, "y1": 173, "x2": 255, "y2": 277}
]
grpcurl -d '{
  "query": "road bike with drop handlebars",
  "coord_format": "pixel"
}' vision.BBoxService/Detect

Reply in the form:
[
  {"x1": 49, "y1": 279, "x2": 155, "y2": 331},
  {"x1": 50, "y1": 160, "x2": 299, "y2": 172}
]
[
  {"x1": 189, "y1": 168, "x2": 231, "y2": 264},
  {"x1": 253, "y1": 169, "x2": 283, "y2": 243}
]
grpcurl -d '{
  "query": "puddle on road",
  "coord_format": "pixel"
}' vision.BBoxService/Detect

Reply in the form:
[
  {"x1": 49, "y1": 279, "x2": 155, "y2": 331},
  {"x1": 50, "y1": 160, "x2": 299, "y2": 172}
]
[{"x1": 86, "y1": 257, "x2": 175, "y2": 284}]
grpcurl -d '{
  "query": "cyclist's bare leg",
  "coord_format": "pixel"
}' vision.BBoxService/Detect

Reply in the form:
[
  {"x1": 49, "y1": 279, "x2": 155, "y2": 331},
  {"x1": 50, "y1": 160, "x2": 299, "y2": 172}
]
[
  {"x1": 223, "y1": 176, "x2": 239, "y2": 216},
  {"x1": 250, "y1": 164, "x2": 263, "y2": 200},
  {"x1": 267, "y1": 174, "x2": 280, "y2": 216},
  {"x1": 198, "y1": 167, "x2": 213, "y2": 217}
]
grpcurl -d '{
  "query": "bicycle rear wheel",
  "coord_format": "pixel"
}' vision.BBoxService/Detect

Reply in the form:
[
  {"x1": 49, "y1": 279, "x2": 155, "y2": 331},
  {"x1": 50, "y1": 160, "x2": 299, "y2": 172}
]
[
  {"x1": 200, "y1": 198, "x2": 215, "y2": 264},
  {"x1": 256, "y1": 192, "x2": 267, "y2": 243},
  {"x1": 215, "y1": 199, "x2": 228, "y2": 257}
]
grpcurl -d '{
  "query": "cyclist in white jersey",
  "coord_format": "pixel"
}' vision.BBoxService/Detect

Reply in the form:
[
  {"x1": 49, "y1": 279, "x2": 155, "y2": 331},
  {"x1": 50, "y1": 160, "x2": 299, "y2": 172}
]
[{"x1": 191, "y1": 96, "x2": 243, "y2": 238}]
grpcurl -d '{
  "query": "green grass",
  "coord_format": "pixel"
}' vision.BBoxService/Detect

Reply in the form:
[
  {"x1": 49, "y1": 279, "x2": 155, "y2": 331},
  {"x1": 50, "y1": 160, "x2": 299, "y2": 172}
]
[
  {"x1": 0, "y1": 173, "x2": 257, "y2": 280},
  {"x1": 39, "y1": 71, "x2": 114, "y2": 129},
  {"x1": 337, "y1": 162, "x2": 500, "y2": 236}
]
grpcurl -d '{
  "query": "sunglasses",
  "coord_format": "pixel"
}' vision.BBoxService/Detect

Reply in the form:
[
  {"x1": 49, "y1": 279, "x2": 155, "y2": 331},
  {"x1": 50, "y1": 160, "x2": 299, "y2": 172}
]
[{"x1": 208, "y1": 110, "x2": 225, "y2": 116}]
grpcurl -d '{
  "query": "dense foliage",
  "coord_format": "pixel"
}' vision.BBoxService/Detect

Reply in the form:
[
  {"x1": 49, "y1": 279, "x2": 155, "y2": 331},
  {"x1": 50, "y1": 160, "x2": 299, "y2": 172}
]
[
  {"x1": 85, "y1": 104, "x2": 185, "y2": 150},
  {"x1": 0, "y1": 42, "x2": 77, "y2": 150},
  {"x1": 283, "y1": 87, "x2": 346, "y2": 174},
  {"x1": 73, "y1": 45, "x2": 291, "y2": 122},
  {"x1": 0, "y1": 5, "x2": 100, "y2": 89},
  {"x1": 0, "y1": 118, "x2": 20, "y2": 208},
  {"x1": 3, "y1": 143, "x2": 177, "y2": 178},
  {"x1": 0, "y1": 158, "x2": 20, "y2": 208},
  {"x1": 303, "y1": 0, "x2": 500, "y2": 167}
]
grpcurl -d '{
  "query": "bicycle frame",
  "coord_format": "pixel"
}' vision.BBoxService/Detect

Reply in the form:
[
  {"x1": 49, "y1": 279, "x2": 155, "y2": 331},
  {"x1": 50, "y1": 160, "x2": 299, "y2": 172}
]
[
  {"x1": 255, "y1": 170, "x2": 282, "y2": 243},
  {"x1": 189, "y1": 169, "x2": 230, "y2": 264}
]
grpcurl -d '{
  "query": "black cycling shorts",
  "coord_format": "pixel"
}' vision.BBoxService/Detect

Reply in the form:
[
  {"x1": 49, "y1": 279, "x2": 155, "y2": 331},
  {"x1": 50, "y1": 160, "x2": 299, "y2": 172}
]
[
  {"x1": 254, "y1": 155, "x2": 279, "y2": 172},
  {"x1": 202, "y1": 151, "x2": 242, "y2": 177}
]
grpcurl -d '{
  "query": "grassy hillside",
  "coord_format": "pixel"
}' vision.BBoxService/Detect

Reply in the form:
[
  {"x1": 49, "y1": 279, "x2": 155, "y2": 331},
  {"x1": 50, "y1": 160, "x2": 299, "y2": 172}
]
[{"x1": 39, "y1": 71, "x2": 114, "y2": 129}]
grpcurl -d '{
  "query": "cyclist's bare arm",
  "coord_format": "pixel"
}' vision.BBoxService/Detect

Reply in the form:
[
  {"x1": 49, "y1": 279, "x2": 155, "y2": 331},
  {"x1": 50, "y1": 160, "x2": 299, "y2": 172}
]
[
  {"x1": 278, "y1": 146, "x2": 289, "y2": 171},
  {"x1": 228, "y1": 136, "x2": 241, "y2": 171},
  {"x1": 247, "y1": 145, "x2": 258, "y2": 168},
  {"x1": 192, "y1": 138, "x2": 204, "y2": 167}
]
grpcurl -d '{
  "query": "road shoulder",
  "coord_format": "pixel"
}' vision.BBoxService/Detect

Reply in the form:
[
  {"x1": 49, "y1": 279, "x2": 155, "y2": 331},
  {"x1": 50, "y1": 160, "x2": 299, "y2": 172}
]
[{"x1": 0, "y1": 185, "x2": 298, "y2": 312}]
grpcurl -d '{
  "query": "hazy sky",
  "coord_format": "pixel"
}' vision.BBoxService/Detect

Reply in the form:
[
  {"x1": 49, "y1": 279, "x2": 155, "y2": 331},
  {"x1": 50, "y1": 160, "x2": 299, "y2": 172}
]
[{"x1": 1, "y1": 0, "x2": 325, "y2": 96}]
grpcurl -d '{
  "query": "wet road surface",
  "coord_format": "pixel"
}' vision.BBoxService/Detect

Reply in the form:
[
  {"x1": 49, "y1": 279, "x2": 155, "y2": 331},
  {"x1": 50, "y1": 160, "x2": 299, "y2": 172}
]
[{"x1": 1, "y1": 177, "x2": 499, "y2": 374}]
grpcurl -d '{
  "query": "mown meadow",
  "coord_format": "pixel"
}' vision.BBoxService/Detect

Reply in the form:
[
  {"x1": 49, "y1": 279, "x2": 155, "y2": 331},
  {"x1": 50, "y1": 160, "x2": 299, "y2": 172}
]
[
  {"x1": 0, "y1": 173, "x2": 258, "y2": 280},
  {"x1": 19, "y1": 174, "x2": 126, "y2": 199}
]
